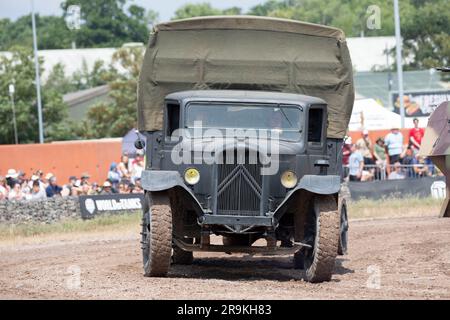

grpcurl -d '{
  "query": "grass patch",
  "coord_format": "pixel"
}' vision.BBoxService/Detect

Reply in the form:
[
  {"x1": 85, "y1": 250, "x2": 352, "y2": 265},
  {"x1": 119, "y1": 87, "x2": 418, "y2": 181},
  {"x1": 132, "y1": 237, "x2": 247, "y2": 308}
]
[
  {"x1": 347, "y1": 196, "x2": 443, "y2": 219},
  {"x1": 0, "y1": 212, "x2": 141, "y2": 241}
]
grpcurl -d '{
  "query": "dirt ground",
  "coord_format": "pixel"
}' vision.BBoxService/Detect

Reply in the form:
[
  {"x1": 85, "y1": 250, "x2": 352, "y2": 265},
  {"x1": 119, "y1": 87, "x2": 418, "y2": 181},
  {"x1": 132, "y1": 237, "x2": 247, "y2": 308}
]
[{"x1": 1, "y1": 215, "x2": 449, "y2": 299}]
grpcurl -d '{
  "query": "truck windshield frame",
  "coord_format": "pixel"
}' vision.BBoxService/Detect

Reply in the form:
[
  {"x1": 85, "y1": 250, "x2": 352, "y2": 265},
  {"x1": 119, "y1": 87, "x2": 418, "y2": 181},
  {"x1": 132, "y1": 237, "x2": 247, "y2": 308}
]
[{"x1": 184, "y1": 102, "x2": 304, "y2": 142}]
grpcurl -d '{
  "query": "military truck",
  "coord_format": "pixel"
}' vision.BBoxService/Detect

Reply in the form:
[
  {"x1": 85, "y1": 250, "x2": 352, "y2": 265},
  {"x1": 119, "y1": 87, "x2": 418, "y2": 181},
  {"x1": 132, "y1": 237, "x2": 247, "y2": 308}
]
[{"x1": 136, "y1": 16, "x2": 354, "y2": 282}]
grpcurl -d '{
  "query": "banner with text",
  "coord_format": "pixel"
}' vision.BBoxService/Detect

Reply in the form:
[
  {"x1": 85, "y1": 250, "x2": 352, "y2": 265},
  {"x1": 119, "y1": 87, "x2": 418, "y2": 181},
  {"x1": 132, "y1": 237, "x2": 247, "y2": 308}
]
[
  {"x1": 79, "y1": 194, "x2": 144, "y2": 219},
  {"x1": 390, "y1": 90, "x2": 449, "y2": 117}
]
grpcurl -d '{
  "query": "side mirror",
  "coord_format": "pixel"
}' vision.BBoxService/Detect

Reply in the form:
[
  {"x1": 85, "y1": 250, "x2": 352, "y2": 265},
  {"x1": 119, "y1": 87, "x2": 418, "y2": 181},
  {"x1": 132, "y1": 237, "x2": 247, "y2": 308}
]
[
  {"x1": 134, "y1": 139, "x2": 146, "y2": 150},
  {"x1": 134, "y1": 130, "x2": 146, "y2": 150}
]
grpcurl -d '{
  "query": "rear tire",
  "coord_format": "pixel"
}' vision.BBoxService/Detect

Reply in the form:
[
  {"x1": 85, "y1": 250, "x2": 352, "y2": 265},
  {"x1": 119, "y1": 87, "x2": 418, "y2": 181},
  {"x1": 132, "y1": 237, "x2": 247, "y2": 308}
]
[
  {"x1": 293, "y1": 250, "x2": 305, "y2": 269},
  {"x1": 142, "y1": 192, "x2": 172, "y2": 277},
  {"x1": 303, "y1": 195, "x2": 340, "y2": 283}
]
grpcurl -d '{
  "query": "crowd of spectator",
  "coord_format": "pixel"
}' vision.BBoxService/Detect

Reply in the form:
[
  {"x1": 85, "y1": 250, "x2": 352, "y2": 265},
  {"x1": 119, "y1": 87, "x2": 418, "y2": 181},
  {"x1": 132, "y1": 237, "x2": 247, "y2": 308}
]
[
  {"x1": 343, "y1": 118, "x2": 439, "y2": 182},
  {"x1": 0, "y1": 150, "x2": 145, "y2": 201}
]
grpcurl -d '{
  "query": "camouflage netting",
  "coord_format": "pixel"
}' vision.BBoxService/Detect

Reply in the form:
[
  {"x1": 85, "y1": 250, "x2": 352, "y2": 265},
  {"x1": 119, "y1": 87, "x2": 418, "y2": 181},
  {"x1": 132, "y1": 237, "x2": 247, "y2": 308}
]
[{"x1": 137, "y1": 16, "x2": 355, "y2": 139}]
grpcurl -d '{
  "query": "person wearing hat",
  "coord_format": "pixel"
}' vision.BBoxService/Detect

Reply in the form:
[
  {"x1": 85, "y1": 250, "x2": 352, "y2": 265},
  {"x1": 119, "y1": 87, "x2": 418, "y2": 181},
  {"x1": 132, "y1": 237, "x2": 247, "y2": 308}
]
[
  {"x1": 108, "y1": 163, "x2": 121, "y2": 188},
  {"x1": 8, "y1": 181, "x2": 24, "y2": 201},
  {"x1": 5, "y1": 169, "x2": 19, "y2": 189},
  {"x1": 384, "y1": 127, "x2": 404, "y2": 164},
  {"x1": 35, "y1": 169, "x2": 44, "y2": 181},
  {"x1": 80, "y1": 173, "x2": 91, "y2": 185},
  {"x1": 100, "y1": 180, "x2": 113, "y2": 195},
  {"x1": 28, "y1": 174, "x2": 45, "y2": 192},
  {"x1": 356, "y1": 129, "x2": 374, "y2": 167}
]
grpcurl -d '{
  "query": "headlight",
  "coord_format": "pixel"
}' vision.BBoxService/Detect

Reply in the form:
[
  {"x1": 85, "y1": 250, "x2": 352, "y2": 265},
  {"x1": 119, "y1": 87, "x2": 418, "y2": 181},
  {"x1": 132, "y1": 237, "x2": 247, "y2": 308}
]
[
  {"x1": 184, "y1": 168, "x2": 200, "y2": 185},
  {"x1": 281, "y1": 170, "x2": 298, "y2": 189}
]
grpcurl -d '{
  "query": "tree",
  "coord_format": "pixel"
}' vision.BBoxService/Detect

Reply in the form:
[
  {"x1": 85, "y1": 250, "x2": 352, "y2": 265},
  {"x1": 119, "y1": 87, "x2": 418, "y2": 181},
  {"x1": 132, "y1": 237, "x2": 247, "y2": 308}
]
[
  {"x1": 0, "y1": 15, "x2": 72, "y2": 51},
  {"x1": 248, "y1": 0, "x2": 448, "y2": 71},
  {"x1": 173, "y1": 3, "x2": 241, "y2": 20},
  {"x1": 71, "y1": 59, "x2": 111, "y2": 91},
  {"x1": 45, "y1": 63, "x2": 76, "y2": 95},
  {"x1": 0, "y1": 47, "x2": 76, "y2": 144},
  {"x1": 78, "y1": 46, "x2": 144, "y2": 138},
  {"x1": 401, "y1": 0, "x2": 450, "y2": 69},
  {"x1": 145, "y1": 9, "x2": 160, "y2": 29},
  {"x1": 61, "y1": 0, "x2": 150, "y2": 48},
  {"x1": 248, "y1": 0, "x2": 397, "y2": 37}
]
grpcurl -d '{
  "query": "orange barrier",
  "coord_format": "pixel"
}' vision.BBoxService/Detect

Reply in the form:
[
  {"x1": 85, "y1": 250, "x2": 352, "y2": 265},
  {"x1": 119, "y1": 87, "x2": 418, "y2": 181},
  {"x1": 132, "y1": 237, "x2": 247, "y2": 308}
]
[{"x1": 0, "y1": 139, "x2": 122, "y2": 185}]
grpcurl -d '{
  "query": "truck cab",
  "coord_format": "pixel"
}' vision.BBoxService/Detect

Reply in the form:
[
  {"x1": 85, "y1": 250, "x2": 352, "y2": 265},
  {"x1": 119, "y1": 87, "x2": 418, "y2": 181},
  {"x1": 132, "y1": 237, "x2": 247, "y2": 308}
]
[{"x1": 140, "y1": 90, "x2": 347, "y2": 282}]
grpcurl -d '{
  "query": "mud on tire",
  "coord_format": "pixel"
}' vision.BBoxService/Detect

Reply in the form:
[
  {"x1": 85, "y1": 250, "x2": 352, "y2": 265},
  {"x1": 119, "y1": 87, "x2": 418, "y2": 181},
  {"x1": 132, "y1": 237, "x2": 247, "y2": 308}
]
[
  {"x1": 304, "y1": 195, "x2": 340, "y2": 283},
  {"x1": 142, "y1": 192, "x2": 172, "y2": 277}
]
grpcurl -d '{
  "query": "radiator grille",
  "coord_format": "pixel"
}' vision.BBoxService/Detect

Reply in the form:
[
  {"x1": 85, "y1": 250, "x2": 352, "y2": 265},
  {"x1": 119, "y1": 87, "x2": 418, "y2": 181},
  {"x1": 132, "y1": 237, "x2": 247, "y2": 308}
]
[{"x1": 216, "y1": 152, "x2": 262, "y2": 216}]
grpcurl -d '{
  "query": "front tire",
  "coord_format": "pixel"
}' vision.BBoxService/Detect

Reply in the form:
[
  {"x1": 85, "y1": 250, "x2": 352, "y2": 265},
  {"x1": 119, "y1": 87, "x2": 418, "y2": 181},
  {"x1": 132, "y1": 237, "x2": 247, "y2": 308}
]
[
  {"x1": 303, "y1": 195, "x2": 340, "y2": 283},
  {"x1": 338, "y1": 198, "x2": 349, "y2": 255},
  {"x1": 142, "y1": 192, "x2": 172, "y2": 277}
]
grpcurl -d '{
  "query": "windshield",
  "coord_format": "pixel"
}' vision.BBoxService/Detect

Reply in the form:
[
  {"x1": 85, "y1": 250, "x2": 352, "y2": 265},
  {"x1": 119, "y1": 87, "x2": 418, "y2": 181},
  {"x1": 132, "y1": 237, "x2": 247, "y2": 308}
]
[{"x1": 185, "y1": 103, "x2": 303, "y2": 141}]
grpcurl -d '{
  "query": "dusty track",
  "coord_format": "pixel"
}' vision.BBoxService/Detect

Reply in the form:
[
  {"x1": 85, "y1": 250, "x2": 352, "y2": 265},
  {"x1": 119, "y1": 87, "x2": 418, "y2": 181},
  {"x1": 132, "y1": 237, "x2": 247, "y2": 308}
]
[{"x1": 1, "y1": 216, "x2": 449, "y2": 299}]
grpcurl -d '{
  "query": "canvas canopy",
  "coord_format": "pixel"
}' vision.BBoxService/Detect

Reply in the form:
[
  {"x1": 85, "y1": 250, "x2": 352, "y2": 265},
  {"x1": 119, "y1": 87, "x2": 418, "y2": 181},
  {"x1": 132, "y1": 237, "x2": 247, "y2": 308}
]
[{"x1": 137, "y1": 16, "x2": 355, "y2": 139}]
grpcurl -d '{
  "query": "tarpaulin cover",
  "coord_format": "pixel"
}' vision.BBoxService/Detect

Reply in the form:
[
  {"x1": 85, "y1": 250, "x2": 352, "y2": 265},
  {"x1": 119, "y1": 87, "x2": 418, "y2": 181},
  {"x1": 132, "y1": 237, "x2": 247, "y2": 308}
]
[
  {"x1": 137, "y1": 16, "x2": 355, "y2": 139},
  {"x1": 419, "y1": 101, "x2": 450, "y2": 157}
]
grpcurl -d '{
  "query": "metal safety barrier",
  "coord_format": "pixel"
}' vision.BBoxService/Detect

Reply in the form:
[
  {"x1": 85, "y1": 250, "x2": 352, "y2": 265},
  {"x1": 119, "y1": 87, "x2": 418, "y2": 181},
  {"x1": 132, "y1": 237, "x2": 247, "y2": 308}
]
[{"x1": 343, "y1": 163, "x2": 438, "y2": 181}]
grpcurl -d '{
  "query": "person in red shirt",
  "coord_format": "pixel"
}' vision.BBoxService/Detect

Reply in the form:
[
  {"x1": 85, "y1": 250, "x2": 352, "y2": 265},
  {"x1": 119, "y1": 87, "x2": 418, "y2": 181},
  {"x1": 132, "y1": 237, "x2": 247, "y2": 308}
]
[
  {"x1": 409, "y1": 118, "x2": 424, "y2": 154},
  {"x1": 342, "y1": 137, "x2": 352, "y2": 166}
]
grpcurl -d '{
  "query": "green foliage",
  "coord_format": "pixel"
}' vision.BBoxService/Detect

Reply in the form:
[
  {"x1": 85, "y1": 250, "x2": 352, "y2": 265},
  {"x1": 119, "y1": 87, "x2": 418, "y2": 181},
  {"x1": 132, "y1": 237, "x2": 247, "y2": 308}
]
[
  {"x1": 401, "y1": 0, "x2": 450, "y2": 70},
  {"x1": 248, "y1": 0, "x2": 397, "y2": 37},
  {"x1": 0, "y1": 15, "x2": 72, "y2": 50},
  {"x1": 0, "y1": 47, "x2": 77, "y2": 144},
  {"x1": 44, "y1": 63, "x2": 76, "y2": 94},
  {"x1": 246, "y1": 0, "x2": 448, "y2": 71},
  {"x1": 71, "y1": 60, "x2": 111, "y2": 91},
  {"x1": 78, "y1": 46, "x2": 144, "y2": 138},
  {"x1": 173, "y1": 2, "x2": 241, "y2": 20}
]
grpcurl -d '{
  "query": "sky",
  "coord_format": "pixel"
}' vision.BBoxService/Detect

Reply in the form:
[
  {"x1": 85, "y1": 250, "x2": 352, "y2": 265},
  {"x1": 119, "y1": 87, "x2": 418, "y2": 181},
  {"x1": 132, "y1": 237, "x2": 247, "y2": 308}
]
[{"x1": 0, "y1": 0, "x2": 264, "y2": 21}]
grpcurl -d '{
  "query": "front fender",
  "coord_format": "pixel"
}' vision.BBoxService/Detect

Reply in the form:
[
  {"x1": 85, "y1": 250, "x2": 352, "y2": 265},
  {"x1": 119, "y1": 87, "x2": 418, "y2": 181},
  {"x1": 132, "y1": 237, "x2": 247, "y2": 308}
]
[
  {"x1": 141, "y1": 170, "x2": 205, "y2": 213},
  {"x1": 273, "y1": 175, "x2": 340, "y2": 216},
  {"x1": 296, "y1": 175, "x2": 341, "y2": 195},
  {"x1": 141, "y1": 170, "x2": 185, "y2": 191}
]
